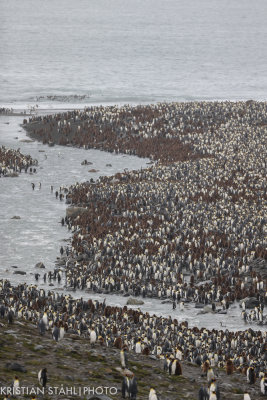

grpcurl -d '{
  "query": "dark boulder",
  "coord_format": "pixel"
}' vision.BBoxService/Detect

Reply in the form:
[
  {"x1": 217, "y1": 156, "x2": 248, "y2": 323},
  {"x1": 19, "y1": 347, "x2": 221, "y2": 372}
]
[{"x1": 5, "y1": 362, "x2": 27, "y2": 373}]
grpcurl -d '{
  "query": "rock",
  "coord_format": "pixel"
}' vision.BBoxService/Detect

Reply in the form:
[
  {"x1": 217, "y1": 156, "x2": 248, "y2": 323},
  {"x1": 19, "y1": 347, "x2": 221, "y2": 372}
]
[
  {"x1": 81, "y1": 160, "x2": 93, "y2": 165},
  {"x1": 243, "y1": 297, "x2": 260, "y2": 309},
  {"x1": 35, "y1": 262, "x2": 45, "y2": 269},
  {"x1": 220, "y1": 383, "x2": 233, "y2": 389},
  {"x1": 202, "y1": 306, "x2": 213, "y2": 313},
  {"x1": 11, "y1": 266, "x2": 18, "y2": 268},
  {"x1": 11, "y1": 216, "x2": 21, "y2": 219},
  {"x1": 126, "y1": 298, "x2": 144, "y2": 305},
  {"x1": 88, "y1": 395, "x2": 114, "y2": 400},
  {"x1": 161, "y1": 300, "x2": 173, "y2": 304},
  {"x1": 88, "y1": 169, "x2": 99, "y2": 173},
  {"x1": 106, "y1": 164, "x2": 112, "y2": 167},
  {"x1": 195, "y1": 303, "x2": 204, "y2": 308},
  {"x1": 5, "y1": 362, "x2": 27, "y2": 373},
  {"x1": 48, "y1": 141, "x2": 55, "y2": 146},
  {"x1": 5, "y1": 330, "x2": 17, "y2": 334},
  {"x1": 5, "y1": 172, "x2": 19, "y2": 177},
  {"x1": 66, "y1": 206, "x2": 87, "y2": 218},
  {"x1": 13, "y1": 270, "x2": 26, "y2": 275},
  {"x1": 34, "y1": 345, "x2": 44, "y2": 351},
  {"x1": 65, "y1": 375, "x2": 74, "y2": 382}
]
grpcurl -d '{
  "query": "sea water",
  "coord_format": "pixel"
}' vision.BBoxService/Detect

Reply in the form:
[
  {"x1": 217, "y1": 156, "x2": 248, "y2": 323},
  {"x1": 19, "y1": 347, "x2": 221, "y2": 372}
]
[{"x1": 0, "y1": 0, "x2": 267, "y2": 109}]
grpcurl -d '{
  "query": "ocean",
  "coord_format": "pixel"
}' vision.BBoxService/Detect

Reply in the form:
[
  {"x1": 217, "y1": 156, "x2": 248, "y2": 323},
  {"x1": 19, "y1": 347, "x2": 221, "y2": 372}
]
[{"x1": 0, "y1": 0, "x2": 267, "y2": 110}]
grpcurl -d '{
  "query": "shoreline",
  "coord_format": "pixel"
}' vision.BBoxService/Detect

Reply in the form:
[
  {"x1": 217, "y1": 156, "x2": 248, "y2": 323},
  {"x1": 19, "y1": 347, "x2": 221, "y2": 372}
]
[{"x1": 0, "y1": 102, "x2": 266, "y2": 398}]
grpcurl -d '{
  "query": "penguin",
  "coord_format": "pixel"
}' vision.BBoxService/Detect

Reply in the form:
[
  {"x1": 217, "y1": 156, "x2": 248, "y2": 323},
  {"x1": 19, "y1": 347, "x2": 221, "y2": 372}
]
[
  {"x1": 8, "y1": 310, "x2": 14, "y2": 324},
  {"x1": 247, "y1": 366, "x2": 256, "y2": 384},
  {"x1": 38, "y1": 368, "x2": 47, "y2": 387},
  {"x1": 209, "y1": 391, "x2": 217, "y2": 400},
  {"x1": 120, "y1": 348, "x2": 128, "y2": 369},
  {"x1": 135, "y1": 339, "x2": 142, "y2": 354},
  {"x1": 42, "y1": 311, "x2": 48, "y2": 328},
  {"x1": 38, "y1": 318, "x2": 46, "y2": 336},
  {"x1": 207, "y1": 367, "x2": 215, "y2": 383},
  {"x1": 209, "y1": 379, "x2": 220, "y2": 400},
  {"x1": 260, "y1": 376, "x2": 267, "y2": 395},
  {"x1": 13, "y1": 376, "x2": 20, "y2": 394},
  {"x1": 129, "y1": 373, "x2": 138, "y2": 400},
  {"x1": 149, "y1": 388, "x2": 159, "y2": 400},
  {"x1": 122, "y1": 371, "x2": 138, "y2": 400},
  {"x1": 0, "y1": 304, "x2": 5, "y2": 318},
  {"x1": 225, "y1": 359, "x2": 234, "y2": 375},
  {"x1": 170, "y1": 359, "x2": 182, "y2": 376},
  {"x1": 90, "y1": 328, "x2": 97, "y2": 345},
  {"x1": 198, "y1": 386, "x2": 209, "y2": 400},
  {"x1": 52, "y1": 326, "x2": 59, "y2": 342},
  {"x1": 59, "y1": 325, "x2": 65, "y2": 340}
]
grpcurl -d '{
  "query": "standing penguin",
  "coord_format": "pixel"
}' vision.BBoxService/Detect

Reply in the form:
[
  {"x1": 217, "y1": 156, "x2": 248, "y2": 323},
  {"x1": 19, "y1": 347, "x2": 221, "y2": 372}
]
[
  {"x1": 52, "y1": 325, "x2": 59, "y2": 342},
  {"x1": 170, "y1": 359, "x2": 182, "y2": 376},
  {"x1": 247, "y1": 366, "x2": 256, "y2": 384},
  {"x1": 225, "y1": 359, "x2": 234, "y2": 375},
  {"x1": 129, "y1": 373, "x2": 138, "y2": 400},
  {"x1": 90, "y1": 327, "x2": 97, "y2": 345},
  {"x1": 120, "y1": 348, "x2": 128, "y2": 369},
  {"x1": 209, "y1": 379, "x2": 220, "y2": 400},
  {"x1": 135, "y1": 339, "x2": 142, "y2": 354},
  {"x1": 207, "y1": 367, "x2": 215, "y2": 383},
  {"x1": 38, "y1": 368, "x2": 47, "y2": 387},
  {"x1": 38, "y1": 318, "x2": 46, "y2": 336},
  {"x1": 13, "y1": 376, "x2": 20, "y2": 395},
  {"x1": 122, "y1": 371, "x2": 137, "y2": 400},
  {"x1": 149, "y1": 388, "x2": 159, "y2": 400},
  {"x1": 198, "y1": 386, "x2": 209, "y2": 400},
  {"x1": 42, "y1": 311, "x2": 48, "y2": 329},
  {"x1": 209, "y1": 391, "x2": 217, "y2": 400},
  {"x1": 260, "y1": 375, "x2": 267, "y2": 395},
  {"x1": 8, "y1": 310, "x2": 14, "y2": 324},
  {"x1": 59, "y1": 325, "x2": 65, "y2": 341}
]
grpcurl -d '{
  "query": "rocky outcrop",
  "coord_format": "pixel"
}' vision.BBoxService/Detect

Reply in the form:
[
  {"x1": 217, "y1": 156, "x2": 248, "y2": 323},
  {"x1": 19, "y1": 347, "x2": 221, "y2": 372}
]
[
  {"x1": 242, "y1": 297, "x2": 260, "y2": 309},
  {"x1": 35, "y1": 262, "x2": 45, "y2": 269},
  {"x1": 5, "y1": 362, "x2": 27, "y2": 373},
  {"x1": 5, "y1": 172, "x2": 19, "y2": 177},
  {"x1": 66, "y1": 207, "x2": 88, "y2": 218},
  {"x1": 126, "y1": 298, "x2": 144, "y2": 305}
]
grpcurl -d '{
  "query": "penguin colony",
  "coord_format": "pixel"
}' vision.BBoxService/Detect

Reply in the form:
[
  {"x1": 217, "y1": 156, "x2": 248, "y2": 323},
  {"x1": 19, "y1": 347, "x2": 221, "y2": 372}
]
[
  {"x1": 10, "y1": 101, "x2": 267, "y2": 398},
  {"x1": 0, "y1": 146, "x2": 38, "y2": 177},
  {"x1": 24, "y1": 102, "x2": 267, "y2": 311},
  {"x1": 0, "y1": 279, "x2": 266, "y2": 399}
]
